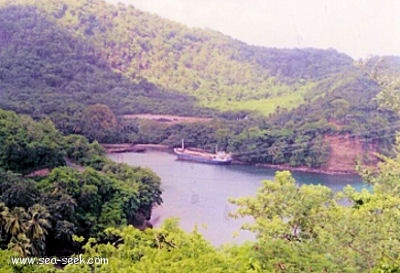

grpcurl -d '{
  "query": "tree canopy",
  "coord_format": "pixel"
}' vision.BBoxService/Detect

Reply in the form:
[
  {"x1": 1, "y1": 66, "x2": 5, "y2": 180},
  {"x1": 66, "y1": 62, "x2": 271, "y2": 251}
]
[{"x1": 0, "y1": 108, "x2": 162, "y2": 257}]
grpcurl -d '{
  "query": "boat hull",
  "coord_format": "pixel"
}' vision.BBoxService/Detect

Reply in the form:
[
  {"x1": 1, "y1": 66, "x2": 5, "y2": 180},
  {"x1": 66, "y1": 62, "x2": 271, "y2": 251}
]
[{"x1": 174, "y1": 148, "x2": 232, "y2": 165}]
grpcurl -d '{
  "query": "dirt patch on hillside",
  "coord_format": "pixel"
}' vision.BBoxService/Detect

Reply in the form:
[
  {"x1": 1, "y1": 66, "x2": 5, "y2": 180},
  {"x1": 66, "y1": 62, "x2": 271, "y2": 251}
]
[
  {"x1": 122, "y1": 114, "x2": 212, "y2": 124},
  {"x1": 25, "y1": 168, "x2": 50, "y2": 177},
  {"x1": 324, "y1": 134, "x2": 379, "y2": 173}
]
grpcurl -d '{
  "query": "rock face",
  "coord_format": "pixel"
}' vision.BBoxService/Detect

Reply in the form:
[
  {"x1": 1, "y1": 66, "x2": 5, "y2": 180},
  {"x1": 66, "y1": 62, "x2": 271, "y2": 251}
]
[{"x1": 324, "y1": 134, "x2": 379, "y2": 173}]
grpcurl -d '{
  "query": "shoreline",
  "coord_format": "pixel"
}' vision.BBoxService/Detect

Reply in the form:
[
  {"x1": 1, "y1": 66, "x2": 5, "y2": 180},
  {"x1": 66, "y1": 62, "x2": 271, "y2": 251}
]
[
  {"x1": 102, "y1": 143, "x2": 170, "y2": 153},
  {"x1": 104, "y1": 143, "x2": 360, "y2": 176},
  {"x1": 253, "y1": 162, "x2": 358, "y2": 176},
  {"x1": 231, "y1": 158, "x2": 359, "y2": 175}
]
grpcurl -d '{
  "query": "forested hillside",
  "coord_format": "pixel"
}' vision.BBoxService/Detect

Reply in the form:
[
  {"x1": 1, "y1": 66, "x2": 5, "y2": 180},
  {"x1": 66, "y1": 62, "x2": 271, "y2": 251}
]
[
  {"x1": 0, "y1": 1, "x2": 215, "y2": 131},
  {"x1": 0, "y1": 0, "x2": 354, "y2": 116},
  {"x1": 0, "y1": 0, "x2": 399, "y2": 170},
  {"x1": 0, "y1": 108, "x2": 162, "y2": 257}
]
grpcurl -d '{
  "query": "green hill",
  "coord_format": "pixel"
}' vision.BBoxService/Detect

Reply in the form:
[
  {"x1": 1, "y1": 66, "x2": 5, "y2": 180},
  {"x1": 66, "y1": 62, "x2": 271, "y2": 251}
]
[
  {"x1": 0, "y1": 1, "x2": 215, "y2": 132},
  {"x1": 0, "y1": 0, "x2": 399, "y2": 169},
  {"x1": 0, "y1": 0, "x2": 353, "y2": 116}
]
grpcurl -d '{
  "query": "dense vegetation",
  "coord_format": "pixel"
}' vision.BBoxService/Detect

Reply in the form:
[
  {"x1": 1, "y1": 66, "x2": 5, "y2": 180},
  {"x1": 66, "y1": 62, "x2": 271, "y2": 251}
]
[
  {"x1": 1, "y1": 1, "x2": 400, "y2": 271},
  {"x1": 0, "y1": 108, "x2": 162, "y2": 258},
  {"x1": 0, "y1": 1, "x2": 215, "y2": 133},
  {"x1": 0, "y1": 0, "x2": 355, "y2": 117},
  {"x1": 0, "y1": 0, "x2": 399, "y2": 169},
  {"x1": 3, "y1": 135, "x2": 400, "y2": 272}
]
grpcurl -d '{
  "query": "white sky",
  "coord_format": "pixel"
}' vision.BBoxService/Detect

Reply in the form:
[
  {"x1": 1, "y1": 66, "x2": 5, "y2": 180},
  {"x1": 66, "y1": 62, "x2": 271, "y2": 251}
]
[{"x1": 107, "y1": 0, "x2": 400, "y2": 59}]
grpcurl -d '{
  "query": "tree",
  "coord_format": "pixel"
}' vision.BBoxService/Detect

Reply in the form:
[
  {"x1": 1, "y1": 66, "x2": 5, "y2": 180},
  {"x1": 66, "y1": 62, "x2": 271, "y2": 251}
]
[
  {"x1": 0, "y1": 203, "x2": 9, "y2": 247},
  {"x1": 81, "y1": 104, "x2": 117, "y2": 142},
  {"x1": 26, "y1": 204, "x2": 51, "y2": 256},
  {"x1": 376, "y1": 79, "x2": 400, "y2": 114},
  {"x1": 230, "y1": 170, "x2": 400, "y2": 272},
  {"x1": 1, "y1": 178, "x2": 39, "y2": 209},
  {"x1": 60, "y1": 219, "x2": 255, "y2": 273},
  {"x1": 52, "y1": 194, "x2": 77, "y2": 221},
  {"x1": 0, "y1": 109, "x2": 64, "y2": 174},
  {"x1": 230, "y1": 171, "x2": 336, "y2": 271},
  {"x1": 7, "y1": 233, "x2": 31, "y2": 257},
  {"x1": 5, "y1": 207, "x2": 28, "y2": 238}
]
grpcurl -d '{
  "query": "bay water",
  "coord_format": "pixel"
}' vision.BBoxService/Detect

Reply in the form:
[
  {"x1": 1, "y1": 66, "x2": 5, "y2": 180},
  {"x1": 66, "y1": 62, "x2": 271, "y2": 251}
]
[{"x1": 108, "y1": 151, "x2": 365, "y2": 246}]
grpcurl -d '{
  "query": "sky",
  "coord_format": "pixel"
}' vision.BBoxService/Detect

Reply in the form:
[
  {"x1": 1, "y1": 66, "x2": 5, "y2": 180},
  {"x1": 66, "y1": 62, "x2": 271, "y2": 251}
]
[{"x1": 106, "y1": 0, "x2": 400, "y2": 59}]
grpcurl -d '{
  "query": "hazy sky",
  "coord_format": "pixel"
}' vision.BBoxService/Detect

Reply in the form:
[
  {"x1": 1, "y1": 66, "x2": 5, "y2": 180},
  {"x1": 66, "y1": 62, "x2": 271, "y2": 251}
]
[{"x1": 107, "y1": 0, "x2": 400, "y2": 59}]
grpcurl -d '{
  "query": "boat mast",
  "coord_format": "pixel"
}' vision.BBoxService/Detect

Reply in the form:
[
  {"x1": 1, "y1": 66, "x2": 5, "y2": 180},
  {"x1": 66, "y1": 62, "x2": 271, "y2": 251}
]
[{"x1": 181, "y1": 139, "x2": 185, "y2": 150}]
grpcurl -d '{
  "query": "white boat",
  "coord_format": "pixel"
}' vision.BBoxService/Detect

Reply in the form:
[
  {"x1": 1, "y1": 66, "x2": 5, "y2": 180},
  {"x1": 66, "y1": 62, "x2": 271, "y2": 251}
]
[{"x1": 173, "y1": 140, "x2": 232, "y2": 165}]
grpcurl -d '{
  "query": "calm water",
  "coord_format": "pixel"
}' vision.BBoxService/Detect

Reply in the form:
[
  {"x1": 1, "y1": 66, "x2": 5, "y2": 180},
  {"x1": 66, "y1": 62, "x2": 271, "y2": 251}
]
[{"x1": 108, "y1": 151, "x2": 365, "y2": 246}]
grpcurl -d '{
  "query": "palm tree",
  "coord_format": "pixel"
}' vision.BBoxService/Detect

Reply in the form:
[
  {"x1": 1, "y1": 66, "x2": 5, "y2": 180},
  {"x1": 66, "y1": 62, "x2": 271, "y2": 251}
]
[
  {"x1": 53, "y1": 220, "x2": 76, "y2": 244},
  {"x1": 26, "y1": 204, "x2": 51, "y2": 256},
  {"x1": 0, "y1": 202, "x2": 9, "y2": 228},
  {"x1": 8, "y1": 233, "x2": 31, "y2": 257},
  {"x1": 0, "y1": 202, "x2": 10, "y2": 247},
  {"x1": 5, "y1": 207, "x2": 28, "y2": 238}
]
